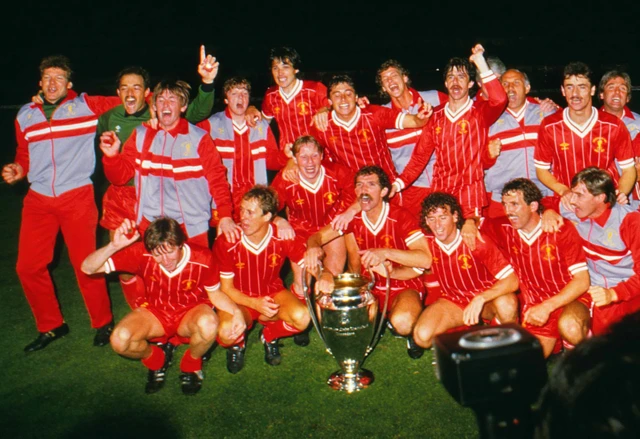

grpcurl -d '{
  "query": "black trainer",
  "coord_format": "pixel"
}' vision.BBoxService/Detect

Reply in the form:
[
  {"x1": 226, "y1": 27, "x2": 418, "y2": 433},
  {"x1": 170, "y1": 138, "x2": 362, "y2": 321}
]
[
  {"x1": 407, "y1": 335, "x2": 425, "y2": 360},
  {"x1": 145, "y1": 343, "x2": 175, "y2": 394},
  {"x1": 180, "y1": 370, "x2": 204, "y2": 395},
  {"x1": 93, "y1": 321, "x2": 114, "y2": 347},
  {"x1": 260, "y1": 330, "x2": 282, "y2": 366},
  {"x1": 24, "y1": 323, "x2": 70, "y2": 353},
  {"x1": 293, "y1": 329, "x2": 310, "y2": 347},
  {"x1": 226, "y1": 345, "x2": 246, "y2": 374}
]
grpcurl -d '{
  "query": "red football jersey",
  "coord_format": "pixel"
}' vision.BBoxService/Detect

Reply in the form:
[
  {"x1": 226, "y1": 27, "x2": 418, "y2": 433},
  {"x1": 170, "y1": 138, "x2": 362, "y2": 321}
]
[
  {"x1": 535, "y1": 108, "x2": 635, "y2": 188},
  {"x1": 262, "y1": 79, "x2": 329, "y2": 149},
  {"x1": 105, "y1": 243, "x2": 218, "y2": 312},
  {"x1": 427, "y1": 230, "x2": 514, "y2": 306},
  {"x1": 271, "y1": 161, "x2": 355, "y2": 238},
  {"x1": 214, "y1": 224, "x2": 305, "y2": 297},
  {"x1": 483, "y1": 217, "x2": 588, "y2": 306},
  {"x1": 311, "y1": 105, "x2": 405, "y2": 179},
  {"x1": 342, "y1": 202, "x2": 426, "y2": 294}
]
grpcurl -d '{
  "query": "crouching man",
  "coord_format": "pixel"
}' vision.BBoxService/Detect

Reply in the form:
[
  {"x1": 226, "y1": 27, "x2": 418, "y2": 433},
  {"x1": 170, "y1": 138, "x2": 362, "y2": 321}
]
[{"x1": 82, "y1": 217, "x2": 245, "y2": 395}]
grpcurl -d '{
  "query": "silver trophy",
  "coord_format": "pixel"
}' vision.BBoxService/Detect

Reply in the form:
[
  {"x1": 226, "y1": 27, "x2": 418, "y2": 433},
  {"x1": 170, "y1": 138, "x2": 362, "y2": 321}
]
[{"x1": 302, "y1": 268, "x2": 390, "y2": 393}]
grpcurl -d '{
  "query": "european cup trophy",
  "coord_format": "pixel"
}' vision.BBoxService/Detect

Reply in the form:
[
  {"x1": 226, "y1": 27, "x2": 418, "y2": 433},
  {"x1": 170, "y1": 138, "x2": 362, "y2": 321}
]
[{"x1": 302, "y1": 268, "x2": 390, "y2": 393}]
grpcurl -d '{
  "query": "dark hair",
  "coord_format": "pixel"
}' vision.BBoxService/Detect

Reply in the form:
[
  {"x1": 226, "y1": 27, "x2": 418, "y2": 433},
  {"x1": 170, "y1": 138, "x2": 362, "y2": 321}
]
[
  {"x1": 444, "y1": 57, "x2": 475, "y2": 84},
  {"x1": 534, "y1": 311, "x2": 640, "y2": 438},
  {"x1": 243, "y1": 185, "x2": 279, "y2": 219},
  {"x1": 39, "y1": 55, "x2": 73, "y2": 81},
  {"x1": 116, "y1": 66, "x2": 151, "y2": 90},
  {"x1": 223, "y1": 77, "x2": 251, "y2": 95},
  {"x1": 355, "y1": 165, "x2": 391, "y2": 201},
  {"x1": 152, "y1": 79, "x2": 191, "y2": 108},
  {"x1": 144, "y1": 217, "x2": 186, "y2": 251},
  {"x1": 269, "y1": 46, "x2": 301, "y2": 70},
  {"x1": 376, "y1": 59, "x2": 411, "y2": 96},
  {"x1": 501, "y1": 178, "x2": 544, "y2": 214},
  {"x1": 420, "y1": 192, "x2": 464, "y2": 231},
  {"x1": 599, "y1": 70, "x2": 632, "y2": 100},
  {"x1": 563, "y1": 62, "x2": 593, "y2": 86},
  {"x1": 327, "y1": 74, "x2": 357, "y2": 97},
  {"x1": 292, "y1": 135, "x2": 323, "y2": 157},
  {"x1": 571, "y1": 167, "x2": 617, "y2": 207}
]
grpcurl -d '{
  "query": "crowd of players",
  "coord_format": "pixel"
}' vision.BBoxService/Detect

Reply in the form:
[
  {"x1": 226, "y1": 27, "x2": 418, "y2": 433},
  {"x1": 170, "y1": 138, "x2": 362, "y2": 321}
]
[{"x1": 4, "y1": 42, "x2": 640, "y2": 396}]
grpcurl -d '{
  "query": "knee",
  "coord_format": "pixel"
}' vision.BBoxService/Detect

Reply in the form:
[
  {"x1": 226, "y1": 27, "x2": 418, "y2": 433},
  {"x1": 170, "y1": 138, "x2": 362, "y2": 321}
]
[
  {"x1": 389, "y1": 313, "x2": 413, "y2": 337},
  {"x1": 496, "y1": 294, "x2": 519, "y2": 323},
  {"x1": 110, "y1": 326, "x2": 132, "y2": 355},
  {"x1": 290, "y1": 306, "x2": 310, "y2": 330},
  {"x1": 196, "y1": 313, "x2": 218, "y2": 342},
  {"x1": 413, "y1": 323, "x2": 433, "y2": 349},
  {"x1": 558, "y1": 315, "x2": 587, "y2": 344}
]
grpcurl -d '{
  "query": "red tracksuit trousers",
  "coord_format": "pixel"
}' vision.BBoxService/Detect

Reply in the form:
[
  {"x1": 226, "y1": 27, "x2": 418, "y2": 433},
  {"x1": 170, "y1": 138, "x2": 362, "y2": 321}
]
[{"x1": 16, "y1": 185, "x2": 112, "y2": 332}]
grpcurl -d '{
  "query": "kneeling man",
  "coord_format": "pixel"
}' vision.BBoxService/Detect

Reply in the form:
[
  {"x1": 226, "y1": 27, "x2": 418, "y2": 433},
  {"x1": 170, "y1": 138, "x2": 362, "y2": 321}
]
[
  {"x1": 413, "y1": 192, "x2": 519, "y2": 349},
  {"x1": 82, "y1": 217, "x2": 245, "y2": 395}
]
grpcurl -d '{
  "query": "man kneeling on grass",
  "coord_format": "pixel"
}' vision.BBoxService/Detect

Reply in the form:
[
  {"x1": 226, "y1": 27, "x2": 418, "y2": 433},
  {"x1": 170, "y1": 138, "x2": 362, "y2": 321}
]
[{"x1": 82, "y1": 217, "x2": 245, "y2": 395}]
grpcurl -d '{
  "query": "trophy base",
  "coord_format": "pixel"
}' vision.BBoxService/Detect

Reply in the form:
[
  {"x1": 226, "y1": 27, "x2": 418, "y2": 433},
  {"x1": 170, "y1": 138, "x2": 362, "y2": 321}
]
[{"x1": 327, "y1": 368, "x2": 374, "y2": 393}]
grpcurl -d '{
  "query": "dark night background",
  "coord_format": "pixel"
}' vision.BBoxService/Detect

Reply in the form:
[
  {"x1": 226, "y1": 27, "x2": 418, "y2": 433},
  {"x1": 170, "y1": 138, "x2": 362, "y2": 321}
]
[{"x1": 3, "y1": 0, "x2": 640, "y2": 145}]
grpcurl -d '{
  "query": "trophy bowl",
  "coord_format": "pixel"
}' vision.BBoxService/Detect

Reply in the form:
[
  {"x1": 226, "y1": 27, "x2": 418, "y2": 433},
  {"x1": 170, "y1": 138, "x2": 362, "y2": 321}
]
[{"x1": 303, "y1": 270, "x2": 389, "y2": 393}]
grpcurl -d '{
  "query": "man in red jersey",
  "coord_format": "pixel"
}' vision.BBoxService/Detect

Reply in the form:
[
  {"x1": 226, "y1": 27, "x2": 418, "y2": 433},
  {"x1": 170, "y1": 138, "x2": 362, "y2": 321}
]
[
  {"x1": 82, "y1": 217, "x2": 245, "y2": 395},
  {"x1": 413, "y1": 192, "x2": 519, "y2": 349},
  {"x1": 534, "y1": 62, "x2": 636, "y2": 208},
  {"x1": 99, "y1": 79, "x2": 237, "y2": 248},
  {"x1": 245, "y1": 46, "x2": 330, "y2": 152},
  {"x1": 3, "y1": 55, "x2": 120, "y2": 352},
  {"x1": 483, "y1": 178, "x2": 590, "y2": 357},
  {"x1": 214, "y1": 186, "x2": 310, "y2": 373},
  {"x1": 305, "y1": 166, "x2": 431, "y2": 359},
  {"x1": 394, "y1": 44, "x2": 507, "y2": 250},
  {"x1": 271, "y1": 135, "x2": 357, "y2": 276},
  {"x1": 311, "y1": 74, "x2": 431, "y2": 181}
]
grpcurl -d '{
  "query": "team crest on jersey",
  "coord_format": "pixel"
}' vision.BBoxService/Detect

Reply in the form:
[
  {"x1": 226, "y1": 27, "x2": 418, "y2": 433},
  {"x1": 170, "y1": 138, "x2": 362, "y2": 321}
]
[
  {"x1": 235, "y1": 261, "x2": 245, "y2": 270},
  {"x1": 435, "y1": 126, "x2": 442, "y2": 135},
  {"x1": 268, "y1": 253, "x2": 282, "y2": 267},
  {"x1": 457, "y1": 120, "x2": 469, "y2": 134},
  {"x1": 356, "y1": 236, "x2": 364, "y2": 247},
  {"x1": 380, "y1": 235, "x2": 394, "y2": 249},
  {"x1": 511, "y1": 245, "x2": 519, "y2": 255},
  {"x1": 182, "y1": 142, "x2": 192, "y2": 156},
  {"x1": 212, "y1": 210, "x2": 219, "y2": 221},
  {"x1": 329, "y1": 135, "x2": 338, "y2": 145},
  {"x1": 323, "y1": 192, "x2": 336, "y2": 205},
  {"x1": 604, "y1": 228, "x2": 618, "y2": 246},
  {"x1": 592, "y1": 137, "x2": 607, "y2": 153},
  {"x1": 217, "y1": 127, "x2": 225, "y2": 135},
  {"x1": 295, "y1": 198, "x2": 305, "y2": 206},
  {"x1": 148, "y1": 275, "x2": 157, "y2": 283},
  {"x1": 257, "y1": 125, "x2": 263, "y2": 135},
  {"x1": 432, "y1": 256, "x2": 439, "y2": 264},
  {"x1": 359, "y1": 129, "x2": 371, "y2": 142},
  {"x1": 115, "y1": 125, "x2": 121, "y2": 133},
  {"x1": 458, "y1": 254, "x2": 472, "y2": 269},
  {"x1": 559, "y1": 142, "x2": 570, "y2": 151},
  {"x1": 541, "y1": 244, "x2": 556, "y2": 261},
  {"x1": 182, "y1": 279, "x2": 197, "y2": 291},
  {"x1": 65, "y1": 103, "x2": 77, "y2": 116},
  {"x1": 298, "y1": 102, "x2": 310, "y2": 116},
  {"x1": 496, "y1": 118, "x2": 504, "y2": 125},
  {"x1": 274, "y1": 107, "x2": 281, "y2": 115}
]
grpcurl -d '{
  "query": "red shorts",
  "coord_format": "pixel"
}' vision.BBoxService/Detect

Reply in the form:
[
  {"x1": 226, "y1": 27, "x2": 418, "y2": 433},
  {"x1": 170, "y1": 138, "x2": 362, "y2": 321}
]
[
  {"x1": 146, "y1": 304, "x2": 201, "y2": 339},
  {"x1": 100, "y1": 185, "x2": 137, "y2": 230},
  {"x1": 373, "y1": 278, "x2": 425, "y2": 315},
  {"x1": 591, "y1": 294, "x2": 640, "y2": 335},
  {"x1": 521, "y1": 306, "x2": 563, "y2": 340}
]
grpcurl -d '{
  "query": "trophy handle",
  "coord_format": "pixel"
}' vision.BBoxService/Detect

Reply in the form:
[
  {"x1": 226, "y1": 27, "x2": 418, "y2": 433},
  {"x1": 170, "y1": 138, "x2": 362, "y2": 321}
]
[
  {"x1": 301, "y1": 266, "x2": 329, "y2": 350},
  {"x1": 365, "y1": 264, "x2": 391, "y2": 357}
]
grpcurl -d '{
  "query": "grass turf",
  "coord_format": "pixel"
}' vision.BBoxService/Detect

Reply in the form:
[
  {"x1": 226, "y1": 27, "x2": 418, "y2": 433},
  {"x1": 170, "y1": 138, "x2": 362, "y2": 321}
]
[{"x1": 0, "y1": 183, "x2": 478, "y2": 439}]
